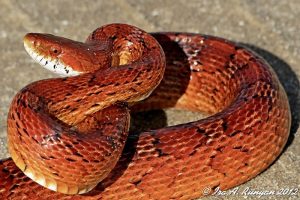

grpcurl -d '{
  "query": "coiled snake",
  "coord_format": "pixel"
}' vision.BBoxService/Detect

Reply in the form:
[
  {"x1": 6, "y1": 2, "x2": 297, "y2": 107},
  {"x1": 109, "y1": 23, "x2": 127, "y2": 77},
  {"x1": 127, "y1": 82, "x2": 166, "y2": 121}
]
[{"x1": 0, "y1": 24, "x2": 291, "y2": 199}]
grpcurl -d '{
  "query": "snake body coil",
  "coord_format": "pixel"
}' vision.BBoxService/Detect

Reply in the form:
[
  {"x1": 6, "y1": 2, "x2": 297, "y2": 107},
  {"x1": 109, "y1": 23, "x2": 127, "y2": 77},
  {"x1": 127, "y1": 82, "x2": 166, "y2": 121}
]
[{"x1": 0, "y1": 24, "x2": 291, "y2": 200}]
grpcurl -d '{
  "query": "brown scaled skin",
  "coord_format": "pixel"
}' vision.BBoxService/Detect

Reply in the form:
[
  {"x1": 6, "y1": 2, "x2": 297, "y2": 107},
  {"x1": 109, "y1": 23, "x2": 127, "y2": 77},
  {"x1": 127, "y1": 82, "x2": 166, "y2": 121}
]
[{"x1": 1, "y1": 24, "x2": 291, "y2": 200}]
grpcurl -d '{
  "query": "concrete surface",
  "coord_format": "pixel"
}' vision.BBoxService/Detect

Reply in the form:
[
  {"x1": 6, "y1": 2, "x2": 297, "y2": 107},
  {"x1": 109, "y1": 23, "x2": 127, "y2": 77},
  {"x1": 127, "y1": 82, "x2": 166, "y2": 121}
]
[{"x1": 0, "y1": 0, "x2": 299, "y2": 199}]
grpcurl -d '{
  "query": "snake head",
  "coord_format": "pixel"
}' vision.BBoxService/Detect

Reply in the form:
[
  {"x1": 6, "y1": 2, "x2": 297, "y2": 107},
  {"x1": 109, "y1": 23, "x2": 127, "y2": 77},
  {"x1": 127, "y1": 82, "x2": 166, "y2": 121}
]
[{"x1": 24, "y1": 33, "x2": 113, "y2": 76}]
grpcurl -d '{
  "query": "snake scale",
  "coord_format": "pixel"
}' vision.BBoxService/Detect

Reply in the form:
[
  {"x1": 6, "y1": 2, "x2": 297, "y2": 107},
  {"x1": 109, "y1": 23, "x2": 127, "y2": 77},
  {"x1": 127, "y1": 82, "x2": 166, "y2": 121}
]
[{"x1": 0, "y1": 24, "x2": 291, "y2": 200}]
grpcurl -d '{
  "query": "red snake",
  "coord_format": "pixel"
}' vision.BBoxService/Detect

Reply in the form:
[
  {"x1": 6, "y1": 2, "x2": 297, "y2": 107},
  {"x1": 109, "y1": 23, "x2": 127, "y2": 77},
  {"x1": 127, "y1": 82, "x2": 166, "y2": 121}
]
[{"x1": 0, "y1": 24, "x2": 291, "y2": 199}]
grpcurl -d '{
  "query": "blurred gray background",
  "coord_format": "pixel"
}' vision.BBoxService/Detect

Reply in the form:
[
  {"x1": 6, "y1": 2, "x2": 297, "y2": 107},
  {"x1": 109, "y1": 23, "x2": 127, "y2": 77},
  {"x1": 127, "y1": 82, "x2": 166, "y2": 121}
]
[{"x1": 0, "y1": 0, "x2": 299, "y2": 199}]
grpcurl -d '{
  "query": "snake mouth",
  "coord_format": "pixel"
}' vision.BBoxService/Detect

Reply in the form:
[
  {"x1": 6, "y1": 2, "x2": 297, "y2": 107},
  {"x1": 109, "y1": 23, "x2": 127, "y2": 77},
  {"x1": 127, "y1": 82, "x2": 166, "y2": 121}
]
[{"x1": 24, "y1": 33, "x2": 81, "y2": 76}]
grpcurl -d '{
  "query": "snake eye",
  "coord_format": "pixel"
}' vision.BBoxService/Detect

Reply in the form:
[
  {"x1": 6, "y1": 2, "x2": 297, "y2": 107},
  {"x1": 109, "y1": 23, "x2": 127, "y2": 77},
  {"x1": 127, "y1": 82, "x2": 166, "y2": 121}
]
[{"x1": 50, "y1": 46, "x2": 61, "y2": 55}]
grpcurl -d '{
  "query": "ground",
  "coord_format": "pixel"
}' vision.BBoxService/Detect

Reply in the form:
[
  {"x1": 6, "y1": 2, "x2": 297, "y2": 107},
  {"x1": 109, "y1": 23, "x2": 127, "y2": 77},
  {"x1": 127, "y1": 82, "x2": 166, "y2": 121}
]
[{"x1": 0, "y1": 0, "x2": 299, "y2": 199}]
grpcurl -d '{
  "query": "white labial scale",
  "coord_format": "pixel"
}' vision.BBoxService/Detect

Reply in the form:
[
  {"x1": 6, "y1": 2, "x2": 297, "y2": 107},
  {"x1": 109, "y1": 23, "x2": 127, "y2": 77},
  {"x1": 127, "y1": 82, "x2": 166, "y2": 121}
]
[{"x1": 24, "y1": 43, "x2": 82, "y2": 77}]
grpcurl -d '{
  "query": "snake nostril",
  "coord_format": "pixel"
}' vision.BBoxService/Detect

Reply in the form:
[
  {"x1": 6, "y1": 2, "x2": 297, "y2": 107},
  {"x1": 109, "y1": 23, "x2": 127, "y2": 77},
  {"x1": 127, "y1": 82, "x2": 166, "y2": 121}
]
[{"x1": 33, "y1": 40, "x2": 40, "y2": 47}]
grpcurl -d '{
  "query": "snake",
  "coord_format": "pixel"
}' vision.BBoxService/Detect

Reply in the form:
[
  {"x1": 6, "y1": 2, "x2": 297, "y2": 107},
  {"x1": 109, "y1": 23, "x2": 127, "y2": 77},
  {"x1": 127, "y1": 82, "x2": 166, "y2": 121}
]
[{"x1": 0, "y1": 24, "x2": 291, "y2": 200}]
